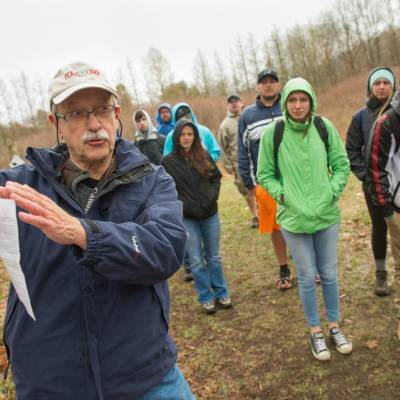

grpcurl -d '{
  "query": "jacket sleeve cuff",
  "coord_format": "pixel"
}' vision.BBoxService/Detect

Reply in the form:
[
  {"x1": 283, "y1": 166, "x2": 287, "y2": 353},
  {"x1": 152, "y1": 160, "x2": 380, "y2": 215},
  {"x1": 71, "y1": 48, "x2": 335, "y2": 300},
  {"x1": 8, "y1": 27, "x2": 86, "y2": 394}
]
[{"x1": 70, "y1": 219, "x2": 100, "y2": 266}]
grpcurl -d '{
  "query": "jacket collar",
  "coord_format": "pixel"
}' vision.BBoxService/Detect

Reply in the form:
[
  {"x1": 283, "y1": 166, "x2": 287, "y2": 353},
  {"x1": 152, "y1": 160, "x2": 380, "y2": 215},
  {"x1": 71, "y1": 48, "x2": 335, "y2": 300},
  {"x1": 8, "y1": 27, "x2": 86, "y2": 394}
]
[{"x1": 256, "y1": 94, "x2": 281, "y2": 109}]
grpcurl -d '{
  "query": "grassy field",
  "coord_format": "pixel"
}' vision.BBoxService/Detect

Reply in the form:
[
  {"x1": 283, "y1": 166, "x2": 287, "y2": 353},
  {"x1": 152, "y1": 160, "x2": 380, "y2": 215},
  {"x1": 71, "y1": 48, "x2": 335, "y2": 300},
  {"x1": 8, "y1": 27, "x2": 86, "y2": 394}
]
[
  {"x1": 170, "y1": 174, "x2": 400, "y2": 400},
  {"x1": 0, "y1": 175, "x2": 399, "y2": 399}
]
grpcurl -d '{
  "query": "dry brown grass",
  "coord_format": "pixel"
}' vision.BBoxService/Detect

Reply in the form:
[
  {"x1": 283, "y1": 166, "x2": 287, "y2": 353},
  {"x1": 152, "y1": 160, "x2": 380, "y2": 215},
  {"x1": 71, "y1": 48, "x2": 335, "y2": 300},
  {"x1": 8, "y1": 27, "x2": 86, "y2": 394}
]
[{"x1": 5, "y1": 66, "x2": 400, "y2": 169}]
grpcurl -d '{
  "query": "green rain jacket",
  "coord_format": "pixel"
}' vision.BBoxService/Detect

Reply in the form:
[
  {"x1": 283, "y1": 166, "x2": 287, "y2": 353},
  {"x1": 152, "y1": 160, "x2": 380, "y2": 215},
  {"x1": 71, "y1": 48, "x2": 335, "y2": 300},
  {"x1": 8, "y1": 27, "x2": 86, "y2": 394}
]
[{"x1": 257, "y1": 77, "x2": 350, "y2": 234}]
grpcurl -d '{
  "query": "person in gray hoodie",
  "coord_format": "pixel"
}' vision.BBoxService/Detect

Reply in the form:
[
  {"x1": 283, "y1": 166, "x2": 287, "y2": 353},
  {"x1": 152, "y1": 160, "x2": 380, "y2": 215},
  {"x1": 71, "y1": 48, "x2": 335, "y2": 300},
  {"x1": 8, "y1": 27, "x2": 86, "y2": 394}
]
[{"x1": 133, "y1": 110, "x2": 165, "y2": 165}]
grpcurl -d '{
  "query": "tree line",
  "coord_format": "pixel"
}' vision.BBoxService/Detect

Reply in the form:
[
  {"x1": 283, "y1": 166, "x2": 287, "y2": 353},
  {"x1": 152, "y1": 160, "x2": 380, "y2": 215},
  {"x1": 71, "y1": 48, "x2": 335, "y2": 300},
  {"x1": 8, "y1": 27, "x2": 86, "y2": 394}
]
[{"x1": 0, "y1": 0, "x2": 400, "y2": 161}]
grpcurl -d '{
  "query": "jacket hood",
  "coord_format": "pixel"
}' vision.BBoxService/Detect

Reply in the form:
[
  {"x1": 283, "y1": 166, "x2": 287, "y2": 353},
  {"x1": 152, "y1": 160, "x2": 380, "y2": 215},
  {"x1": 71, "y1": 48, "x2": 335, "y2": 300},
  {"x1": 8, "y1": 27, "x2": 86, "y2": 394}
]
[
  {"x1": 156, "y1": 103, "x2": 172, "y2": 125},
  {"x1": 172, "y1": 119, "x2": 201, "y2": 153},
  {"x1": 133, "y1": 110, "x2": 158, "y2": 141},
  {"x1": 281, "y1": 77, "x2": 317, "y2": 121},
  {"x1": 171, "y1": 102, "x2": 199, "y2": 125},
  {"x1": 367, "y1": 66, "x2": 397, "y2": 96},
  {"x1": 390, "y1": 91, "x2": 400, "y2": 117}
]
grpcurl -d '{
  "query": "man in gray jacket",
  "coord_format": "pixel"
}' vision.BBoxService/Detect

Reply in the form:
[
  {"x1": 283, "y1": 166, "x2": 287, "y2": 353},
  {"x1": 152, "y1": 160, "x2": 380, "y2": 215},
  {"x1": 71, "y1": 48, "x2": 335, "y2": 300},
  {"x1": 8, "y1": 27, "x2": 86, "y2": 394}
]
[{"x1": 219, "y1": 93, "x2": 258, "y2": 228}]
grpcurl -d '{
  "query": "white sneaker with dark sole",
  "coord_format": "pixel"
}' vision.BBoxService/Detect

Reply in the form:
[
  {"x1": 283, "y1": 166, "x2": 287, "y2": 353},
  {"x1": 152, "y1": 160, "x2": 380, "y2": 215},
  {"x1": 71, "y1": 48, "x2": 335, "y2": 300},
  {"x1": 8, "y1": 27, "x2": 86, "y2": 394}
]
[
  {"x1": 310, "y1": 331, "x2": 331, "y2": 361},
  {"x1": 217, "y1": 297, "x2": 233, "y2": 309},
  {"x1": 329, "y1": 327, "x2": 352, "y2": 354},
  {"x1": 202, "y1": 302, "x2": 216, "y2": 315}
]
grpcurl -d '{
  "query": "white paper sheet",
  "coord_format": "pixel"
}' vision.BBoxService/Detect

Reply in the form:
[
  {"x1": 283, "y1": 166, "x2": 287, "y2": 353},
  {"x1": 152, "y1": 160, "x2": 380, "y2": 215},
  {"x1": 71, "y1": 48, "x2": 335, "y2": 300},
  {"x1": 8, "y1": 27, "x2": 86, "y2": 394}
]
[{"x1": 0, "y1": 199, "x2": 36, "y2": 320}]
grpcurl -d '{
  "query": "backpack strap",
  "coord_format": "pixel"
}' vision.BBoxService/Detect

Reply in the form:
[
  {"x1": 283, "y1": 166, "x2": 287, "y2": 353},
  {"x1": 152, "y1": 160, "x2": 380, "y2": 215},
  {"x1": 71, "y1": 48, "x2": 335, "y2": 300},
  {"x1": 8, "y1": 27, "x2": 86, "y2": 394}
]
[
  {"x1": 273, "y1": 119, "x2": 285, "y2": 179},
  {"x1": 356, "y1": 107, "x2": 366, "y2": 135},
  {"x1": 313, "y1": 116, "x2": 329, "y2": 154}
]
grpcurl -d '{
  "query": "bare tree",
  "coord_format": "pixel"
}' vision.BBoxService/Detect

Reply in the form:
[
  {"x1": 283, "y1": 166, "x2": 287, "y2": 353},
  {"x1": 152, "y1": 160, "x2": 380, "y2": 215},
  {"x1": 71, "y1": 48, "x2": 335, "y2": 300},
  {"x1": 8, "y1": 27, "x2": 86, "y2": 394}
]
[
  {"x1": 247, "y1": 33, "x2": 261, "y2": 81},
  {"x1": 228, "y1": 47, "x2": 241, "y2": 92},
  {"x1": 270, "y1": 26, "x2": 288, "y2": 82},
  {"x1": 0, "y1": 80, "x2": 16, "y2": 130},
  {"x1": 261, "y1": 40, "x2": 276, "y2": 70},
  {"x1": 143, "y1": 47, "x2": 173, "y2": 101},
  {"x1": 20, "y1": 72, "x2": 38, "y2": 129},
  {"x1": 194, "y1": 50, "x2": 212, "y2": 95},
  {"x1": 10, "y1": 79, "x2": 27, "y2": 125},
  {"x1": 213, "y1": 51, "x2": 229, "y2": 96},
  {"x1": 236, "y1": 37, "x2": 251, "y2": 91},
  {"x1": 336, "y1": 0, "x2": 357, "y2": 75},
  {"x1": 126, "y1": 58, "x2": 141, "y2": 106}
]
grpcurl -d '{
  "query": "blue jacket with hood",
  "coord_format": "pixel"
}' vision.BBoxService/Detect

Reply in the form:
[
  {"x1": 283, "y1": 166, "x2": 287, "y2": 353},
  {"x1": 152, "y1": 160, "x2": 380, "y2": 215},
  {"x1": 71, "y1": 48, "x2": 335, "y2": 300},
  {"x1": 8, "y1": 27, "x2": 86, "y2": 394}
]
[
  {"x1": 0, "y1": 139, "x2": 187, "y2": 400},
  {"x1": 156, "y1": 103, "x2": 175, "y2": 136},
  {"x1": 163, "y1": 102, "x2": 221, "y2": 161},
  {"x1": 238, "y1": 95, "x2": 282, "y2": 189}
]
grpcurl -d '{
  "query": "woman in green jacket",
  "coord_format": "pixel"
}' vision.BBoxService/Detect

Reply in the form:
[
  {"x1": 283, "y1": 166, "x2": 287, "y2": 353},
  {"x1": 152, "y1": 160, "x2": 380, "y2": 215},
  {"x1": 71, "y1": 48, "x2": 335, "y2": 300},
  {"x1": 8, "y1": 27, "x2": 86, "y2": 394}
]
[{"x1": 257, "y1": 77, "x2": 352, "y2": 361}]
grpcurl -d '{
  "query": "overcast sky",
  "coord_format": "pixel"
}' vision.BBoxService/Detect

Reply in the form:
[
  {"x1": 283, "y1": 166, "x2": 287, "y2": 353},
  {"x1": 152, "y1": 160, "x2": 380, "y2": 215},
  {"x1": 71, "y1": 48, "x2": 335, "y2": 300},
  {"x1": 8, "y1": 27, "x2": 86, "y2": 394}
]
[{"x1": 1, "y1": 0, "x2": 335, "y2": 97}]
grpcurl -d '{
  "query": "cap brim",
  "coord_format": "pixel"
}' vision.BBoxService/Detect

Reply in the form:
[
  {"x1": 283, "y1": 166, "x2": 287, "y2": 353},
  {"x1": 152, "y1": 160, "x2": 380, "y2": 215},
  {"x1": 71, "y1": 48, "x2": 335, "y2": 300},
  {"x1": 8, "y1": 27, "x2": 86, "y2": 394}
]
[
  {"x1": 258, "y1": 74, "x2": 278, "y2": 83},
  {"x1": 52, "y1": 82, "x2": 118, "y2": 105}
]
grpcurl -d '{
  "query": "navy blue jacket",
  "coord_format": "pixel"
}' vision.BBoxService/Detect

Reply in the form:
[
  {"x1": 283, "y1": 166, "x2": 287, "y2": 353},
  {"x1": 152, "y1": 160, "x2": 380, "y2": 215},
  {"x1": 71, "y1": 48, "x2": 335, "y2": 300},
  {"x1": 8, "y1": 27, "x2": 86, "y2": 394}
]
[
  {"x1": 1, "y1": 139, "x2": 187, "y2": 399},
  {"x1": 237, "y1": 96, "x2": 282, "y2": 189}
]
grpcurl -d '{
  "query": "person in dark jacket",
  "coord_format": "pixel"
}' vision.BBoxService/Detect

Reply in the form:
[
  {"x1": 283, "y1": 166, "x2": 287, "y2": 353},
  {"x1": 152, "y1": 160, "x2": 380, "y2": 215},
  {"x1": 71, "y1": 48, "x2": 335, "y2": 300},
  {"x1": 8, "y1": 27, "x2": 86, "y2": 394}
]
[
  {"x1": 238, "y1": 69, "x2": 290, "y2": 290},
  {"x1": 0, "y1": 62, "x2": 194, "y2": 400},
  {"x1": 156, "y1": 102, "x2": 174, "y2": 136},
  {"x1": 162, "y1": 120, "x2": 232, "y2": 315},
  {"x1": 366, "y1": 88, "x2": 400, "y2": 340},
  {"x1": 133, "y1": 109, "x2": 165, "y2": 165},
  {"x1": 346, "y1": 67, "x2": 396, "y2": 296}
]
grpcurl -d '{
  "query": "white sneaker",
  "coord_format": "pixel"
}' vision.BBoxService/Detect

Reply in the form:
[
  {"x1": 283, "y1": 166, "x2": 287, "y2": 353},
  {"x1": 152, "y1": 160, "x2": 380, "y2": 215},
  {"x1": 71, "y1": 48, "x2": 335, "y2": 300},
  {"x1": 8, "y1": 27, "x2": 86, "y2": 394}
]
[
  {"x1": 217, "y1": 297, "x2": 233, "y2": 309},
  {"x1": 310, "y1": 332, "x2": 331, "y2": 361},
  {"x1": 202, "y1": 302, "x2": 216, "y2": 315},
  {"x1": 329, "y1": 327, "x2": 353, "y2": 354}
]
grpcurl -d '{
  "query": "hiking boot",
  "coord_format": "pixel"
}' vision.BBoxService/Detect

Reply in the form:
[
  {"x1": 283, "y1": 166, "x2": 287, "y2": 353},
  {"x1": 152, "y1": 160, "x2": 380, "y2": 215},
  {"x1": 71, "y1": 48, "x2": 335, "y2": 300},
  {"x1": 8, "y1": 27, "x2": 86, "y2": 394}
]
[
  {"x1": 251, "y1": 216, "x2": 259, "y2": 229},
  {"x1": 329, "y1": 327, "x2": 353, "y2": 354},
  {"x1": 183, "y1": 268, "x2": 194, "y2": 282},
  {"x1": 309, "y1": 331, "x2": 331, "y2": 361},
  {"x1": 217, "y1": 297, "x2": 233, "y2": 309},
  {"x1": 374, "y1": 270, "x2": 390, "y2": 296},
  {"x1": 202, "y1": 302, "x2": 216, "y2": 315}
]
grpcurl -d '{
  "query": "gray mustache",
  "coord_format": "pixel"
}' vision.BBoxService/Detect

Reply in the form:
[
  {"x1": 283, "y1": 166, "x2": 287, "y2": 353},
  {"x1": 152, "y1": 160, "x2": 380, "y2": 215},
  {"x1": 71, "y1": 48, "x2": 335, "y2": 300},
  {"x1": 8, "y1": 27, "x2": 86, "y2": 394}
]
[{"x1": 82, "y1": 130, "x2": 109, "y2": 143}]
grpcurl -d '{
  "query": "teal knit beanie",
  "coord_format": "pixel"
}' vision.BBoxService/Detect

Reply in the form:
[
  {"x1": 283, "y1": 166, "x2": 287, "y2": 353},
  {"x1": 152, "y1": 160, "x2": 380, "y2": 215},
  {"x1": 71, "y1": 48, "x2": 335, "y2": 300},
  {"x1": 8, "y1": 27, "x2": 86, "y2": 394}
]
[{"x1": 368, "y1": 68, "x2": 395, "y2": 91}]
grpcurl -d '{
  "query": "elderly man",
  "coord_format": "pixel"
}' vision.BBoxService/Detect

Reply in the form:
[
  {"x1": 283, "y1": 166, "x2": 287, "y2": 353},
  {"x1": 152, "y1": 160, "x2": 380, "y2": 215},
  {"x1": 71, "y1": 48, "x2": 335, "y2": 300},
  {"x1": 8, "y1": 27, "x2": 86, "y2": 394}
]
[
  {"x1": 219, "y1": 93, "x2": 258, "y2": 228},
  {"x1": 0, "y1": 62, "x2": 194, "y2": 399}
]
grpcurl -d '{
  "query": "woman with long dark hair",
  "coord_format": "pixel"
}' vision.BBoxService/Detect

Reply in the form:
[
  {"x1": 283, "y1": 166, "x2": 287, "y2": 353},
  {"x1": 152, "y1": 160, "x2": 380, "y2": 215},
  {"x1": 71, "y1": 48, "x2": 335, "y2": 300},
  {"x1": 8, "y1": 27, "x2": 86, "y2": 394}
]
[{"x1": 162, "y1": 119, "x2": 232, "y2": 314}]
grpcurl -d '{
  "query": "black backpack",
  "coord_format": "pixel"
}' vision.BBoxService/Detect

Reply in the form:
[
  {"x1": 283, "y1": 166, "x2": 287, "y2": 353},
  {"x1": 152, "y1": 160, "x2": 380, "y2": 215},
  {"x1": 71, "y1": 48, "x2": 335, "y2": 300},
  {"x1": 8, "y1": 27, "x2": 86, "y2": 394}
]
[
  {"x1": 385, "y1": 109, "x2": 400, "y2": 153},
  {"x1": 273, "y1": 116, "x2": 329, "y2": 178}
]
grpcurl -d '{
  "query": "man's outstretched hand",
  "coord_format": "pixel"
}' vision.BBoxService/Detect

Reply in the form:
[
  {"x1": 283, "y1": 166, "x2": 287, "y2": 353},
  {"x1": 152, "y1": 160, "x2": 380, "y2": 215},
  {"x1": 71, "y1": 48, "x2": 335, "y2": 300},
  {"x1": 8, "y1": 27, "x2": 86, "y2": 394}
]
[{"x1": 0, "y1": 181, "x2": 87, "y2": 249}]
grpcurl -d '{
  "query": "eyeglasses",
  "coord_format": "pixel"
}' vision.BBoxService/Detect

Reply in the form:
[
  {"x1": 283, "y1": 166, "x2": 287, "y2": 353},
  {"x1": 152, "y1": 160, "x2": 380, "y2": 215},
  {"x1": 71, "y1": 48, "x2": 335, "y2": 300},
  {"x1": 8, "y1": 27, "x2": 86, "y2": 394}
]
[{"x1": 55, "y1": 105, "x2": 116, "y2": 126}]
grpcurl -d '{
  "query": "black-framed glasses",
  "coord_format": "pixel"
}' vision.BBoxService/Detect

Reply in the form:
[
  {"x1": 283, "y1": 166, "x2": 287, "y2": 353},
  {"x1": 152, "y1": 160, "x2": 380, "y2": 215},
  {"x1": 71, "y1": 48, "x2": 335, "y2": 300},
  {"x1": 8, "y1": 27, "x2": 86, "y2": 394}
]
[{"x1": 55, "y1": 105, "x2": 116, "y2": 126}]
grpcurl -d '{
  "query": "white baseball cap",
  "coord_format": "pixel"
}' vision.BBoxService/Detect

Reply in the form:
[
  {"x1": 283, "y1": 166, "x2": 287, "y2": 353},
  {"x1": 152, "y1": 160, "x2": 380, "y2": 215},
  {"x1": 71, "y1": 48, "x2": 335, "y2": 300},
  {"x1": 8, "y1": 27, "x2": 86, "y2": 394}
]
[{"x1": 49, "y1": 62, "x2": 118, "y2": 109}]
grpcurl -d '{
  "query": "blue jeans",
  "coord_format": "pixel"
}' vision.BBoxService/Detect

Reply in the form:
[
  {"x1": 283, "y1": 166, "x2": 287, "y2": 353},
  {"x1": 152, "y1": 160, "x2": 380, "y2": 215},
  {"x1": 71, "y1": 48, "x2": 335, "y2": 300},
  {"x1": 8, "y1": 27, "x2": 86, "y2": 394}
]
[
  {"x1": 137, "y1": 364, "x2": 195, "y2": 400},
  {"x1": 282, "y1": 223, "x2": 340, "y2": 327},
  {"x1": 183, "y1": 213, "x2": 230, "y2": 304}
]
